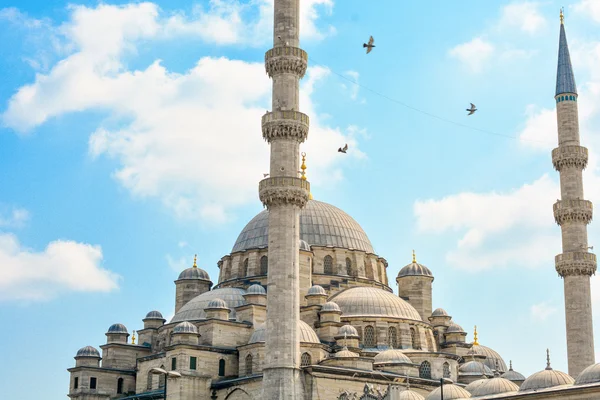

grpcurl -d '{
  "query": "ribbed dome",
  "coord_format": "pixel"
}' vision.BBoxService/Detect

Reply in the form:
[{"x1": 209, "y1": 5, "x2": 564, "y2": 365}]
[
  {"x1": 145, "y1": 310, "x2": 164, "y2": 320},
  {"x1": 464, "y1": 379, "x2": 488, "y2": 394},
  {"x1": 171, "y1": 288, "x2": 246, "y2": 322},
  {"x1": 299, "y1": 239, "x2": 311, "y2": 251},
  {"x1": 373, "y1": 349, "x2": 412, "y2": 365},
  {"x1": 431, "y1": 308, "x2": 449, "y2": 317},
  {"x1": 576, "y1": 363, "x2": 600, "y2": 385},
  {"x1": 245, "y1": 284, "x2": 266, "y2": 295},
  {"x1": 76, "y1": 346, "x2": 100, "y2": 358},
  {"x1": 330, "y1": 287, "x2": 421, "y2": 321},
  {"x1": 447, "y1": 322, "x2": 465, "y2": 333},
  {"x1": 232, "y1": 200, "x2": 374, "y2": 253},
  {"x1": 321, "y1": 301, "x2": 341, "y2": 312},
  {"x1": 107, "y1": 323, "x2": 127, "y2": 334},
  {"x1": 425, "y1": 384, "x2": 471, "y2": 400},
  {"x1": 398, "y1": 262, "x2": 433, "y2": 278},
  {"x1": 471, "y1": 344, "x2": 507, "y2": 372},
  {"x1": 502, "y1": 363, "x2": 526, "y2": 382},
  {"x1": 520, "y1": 368, "x2": 574, "y2": 391},
  {"x1": 178, "y1": 266, "x2": 210, "y2": 280},
  {"x1": 459, "y1": 361, "x2": 493, "y2": 377},
  {"x1": 249, "y1": 320, "x2": 320, "y2": 344},
  {"x1": 471, "y1": 377, "x2": 519, "y2": 397},
  {"x1": 335, "y1": 347, "x2": 359, "y2": 358},
  {"x1": 338, "y1": 324, "x2": 359, "y2": 337},
  {"x1": 307, "y1": 285, "x2": 327, "y2": 296},
  {"x1": 206, "y1": 298, "x2": 228, "y2": 309},
  {"x1": 396, "y1": 389, "x2": 425, "y2": 400},
  {"x1": 173, "y1": 321, "x2": 198, "y2": 334}
]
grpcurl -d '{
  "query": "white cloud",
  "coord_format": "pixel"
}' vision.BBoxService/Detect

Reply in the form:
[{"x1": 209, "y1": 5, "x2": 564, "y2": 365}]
[
  {"x1": 341, "y1": 70, "x2": 361, "y2": 101},
  {"x1": 574, "y1": 0, "x2": 600, "y2": 23},
  {"x1": 448, "y1": 38, "x2": 495, "y2": 73},
  {"x1": 166, "y1": 254, "x2": 189, "y2": 272},
  {"x1": 499, "y1": 2, "x2": 547, "y2": 34},
  {"x1": 530, "y1": 301, "x2": 558, "y2": 321},
  {"x1": 518, "y1": 105, "x2": 556, "y2": 150},
  {"x1": 0, "y1": 206, "x2": 30, "y2": 228},
  {"x1": 0, "y1": 233, "x2": 119, "y2": 301}
]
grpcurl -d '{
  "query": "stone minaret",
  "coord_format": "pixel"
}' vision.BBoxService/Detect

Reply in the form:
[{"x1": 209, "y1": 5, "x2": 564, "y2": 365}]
[
  {"x1": 259, "y1": 0, "x2": 310, "y2": 398},
  {"x1": 552, "y1": 10, "x2": 596, "y2": 377}
]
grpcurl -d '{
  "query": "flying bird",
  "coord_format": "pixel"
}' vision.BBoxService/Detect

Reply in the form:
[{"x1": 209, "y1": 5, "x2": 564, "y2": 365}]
[
  {"x1": 277, "y1": 35, "x2": 289, "y2": 46},
  {"x1": 363, "y1": 36, "x2": 375, "y2": 54},
  {"x1": 466, "y1": 103, "x2": 477, "y2": 115},
  {"x1": 338, "y1": 144, "x2": 348, "y2": 153},
  {"x1": 263, "y1": 173, "x2": 270, "y2": 177}
]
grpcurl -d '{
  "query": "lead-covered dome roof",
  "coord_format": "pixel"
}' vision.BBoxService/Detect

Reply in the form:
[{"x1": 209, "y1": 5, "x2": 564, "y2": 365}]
[
  {"x1": 178, "y1": 266, "x2": 210, "y2": 280},
  {"x1": 396, "y1": 389, "x2": 425, "y2": 400},
  {"x1": 232, "y1": 200, "x2": 374, "y2": 253},
  {"x1": 173, "y1": 321, "x2": 198, "y2": 334},
  {"x1": 575, "y1": 363, "x2": 600, "y2": 385},
  {"x1": 107, "y1": 323, "x2": 128, "y2": 334},
  {"x1": 249, "y1": 320, "x2": 320, "y2": 344},
  {"x1": 171, "y1": 288, "x2": 246, "y2": 323},
  {"x1": 471, "y1": 376, "x2": 519, "y2": 397},
  {"x1": 520, "y1": 367, "x2": 574, "y2": 391},
  {"x1": 330, "y1": 287, "x2": 422, "y2": 321},
  {"x1": 145, "y1": 310, "x2": 164, "y2": 320},
  {"x1": 373, "y1": 349, "x2": 412, "y2": 365},
  {"x1": 76, "y1": 346, "x2": 100, "y2": 358},
  {"x1": 471, "y1": 344, "x2": 507, "y2": 372},
  {"x1": 425, "y1": 384, "x2": 471, "y2": 400}
]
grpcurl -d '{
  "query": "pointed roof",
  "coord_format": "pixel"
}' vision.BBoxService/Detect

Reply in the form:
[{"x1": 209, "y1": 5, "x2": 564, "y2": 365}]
[{"x1": 556, "y1": 12, "x2": 577, "y2": 96}]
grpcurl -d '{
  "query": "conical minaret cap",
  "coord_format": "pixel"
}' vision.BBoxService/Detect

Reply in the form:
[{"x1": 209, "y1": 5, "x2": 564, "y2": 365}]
[{"x1": 556, "y1": 9, "x2": 577, "y2": 96}]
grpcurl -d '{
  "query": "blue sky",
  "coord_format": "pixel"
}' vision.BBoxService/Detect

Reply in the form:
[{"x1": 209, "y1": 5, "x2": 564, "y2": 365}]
[{"x1": 1, "y1": 0, "x2": 600, "y2": 398}]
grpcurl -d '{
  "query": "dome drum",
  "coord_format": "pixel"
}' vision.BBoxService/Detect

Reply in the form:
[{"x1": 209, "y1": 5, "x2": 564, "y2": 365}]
[
  {"x1": 74, "y1": 346, "x2": 101, "y2": 368},
  {"x1": 106, "y1": 323, "x2": 129, "y2": 344},
  {"x1": 143, "y1": 311, "x2": 166, "y2": 329}
]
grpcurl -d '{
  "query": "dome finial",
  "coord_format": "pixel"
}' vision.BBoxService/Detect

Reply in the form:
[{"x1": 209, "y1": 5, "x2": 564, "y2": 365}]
[
  {"x1": 412, "y1": 249, "x2": 416, "y2": 263},
  {"x1": 473, "y1": 325, "x2": 479, "y2": 345},
  {"x1": 510, "y1": 360, "x2": 513, "y2": 371},
  {"x1": 546, "y1": 348, "x2": 552, "y2": 370},
  {"x1": 132, "y1": 330, "x2": 136, "y2": 345},
  {"x1": 406, "y1": 374, "x2": 410, "y2": 390},
  {"x1": 193, "y1": 254, "x2": 197, "y2": 268},
  {"x1": 300, "y1": 152, "x2": 313, "y2": 200},
  {"x1": 560, "y1": 7, "x2": 564, "y2": 25}
]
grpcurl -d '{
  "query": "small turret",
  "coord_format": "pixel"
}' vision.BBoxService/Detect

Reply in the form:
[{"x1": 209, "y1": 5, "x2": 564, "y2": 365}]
[
  {"x1": 174, "y1": 254, "x2": 212, "y2": 313},
  {"x1": 106, "y1": 323, "x2": 129, "y2": 344},
  {"x1": 397, "y1": 250, "x2": 434, "y2": 321}
]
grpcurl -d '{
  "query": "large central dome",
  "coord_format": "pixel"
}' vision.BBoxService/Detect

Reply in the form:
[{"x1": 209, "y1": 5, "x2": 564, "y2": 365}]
[{"x1": 232, "y1": 200, "x2": 374, "y2": 253}]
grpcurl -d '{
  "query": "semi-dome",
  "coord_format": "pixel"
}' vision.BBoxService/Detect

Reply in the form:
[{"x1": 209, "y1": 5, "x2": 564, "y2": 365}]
[
  {"x1": 246, "y1": 284, "x2": 266, "y2": 295},
  {"x1": 330, "y1": 287, "x2": 422, "y2": 321},
  {"x1": 232, "y1": 200, "x2": 374, "y2": 254},
  {"x1": 471, "y1": 344, "x2": 507, "y2": 372},
  {"x1": 76, "y1": 346, "x2": 100, "y2": 358},
  {"x1": 471, "y1": 376, "x2": 519, "y2": 397},
  {"x1": 178, "y1": 266, "x2": 210, "y2": 280},
  {"x1": 431, "y1": 308, "x2": 449, "y2": 317},
  {"x1": 307, "y1": 285, "x2": 327, "y2": 296},
  {"x1": 373, "y1": 349, "x2": 412, "y2": 365},
  {"x1": 145, "y1": 310, "x2": 164, "y2": 320},
  {"x1": 425, "y1": 384, "x2": 471, "y2": 400},
  {"x1": 520, "y1": 367, "x2": 574, "y2": 391},
  {"x1": 173, "y1": 321, "x2": 198, "y2": 334},
  {"x1": 321, "y1": 301, "x2": 341, "y2": 312},
  {"x1": 576, "y1": 362, "x2": 600, "y2": 385},
  {"x1": 171, "y1": 288, "x2": 247, "y2": 323},
  {"x1": 249, "y1": 320, "x2": 320, "y2": 344},
  {"x1": 459, "y1": 361, "x2": 493, "y2": 376},
  {"x1": 206, "y1": 298, "x2": 229, "y2": 309},
  {"x1": 107, "y1": 323, "x2": 128, "y2": 334},
  {"x1": 338, "y1": 324, "x2": 359, "y2": 337},
  {"x1": 502, "y1": 361, "x2": 526, "y2": 383}
]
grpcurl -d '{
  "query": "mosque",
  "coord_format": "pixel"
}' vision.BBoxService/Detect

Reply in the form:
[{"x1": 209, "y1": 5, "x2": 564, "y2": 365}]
[{"x1": 67, "y1": 2, "x2": 600, "y2": 399}]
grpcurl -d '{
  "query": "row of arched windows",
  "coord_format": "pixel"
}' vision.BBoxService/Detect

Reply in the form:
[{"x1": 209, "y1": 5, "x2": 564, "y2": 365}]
[
  {"x1": 557, "y1": 94, "x2": 576, "y2": 103},
  {"x1": 357, "y1": 325, "x2": 426, "y2": 349},
  {"x1": 418, "y1": 361, "x2": 451, "y2": 379},
  {"x1": 239, "y1": 256, "x2": 268, "y2": 278}
]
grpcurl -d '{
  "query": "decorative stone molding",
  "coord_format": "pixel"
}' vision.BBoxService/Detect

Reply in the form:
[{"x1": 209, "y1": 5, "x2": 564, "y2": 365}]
[
  {"x1": 265, "y1": 46, "x2": 308, "y2": 78},
  {"x1": 556, "y1": 252, "x2": 597, "y2": 277},
  {"x1": 259, "y1": 177, "x2": 310, "y2": 208},
  {"x1": 552, "y1": 145, "x2": 588, "y2": 171},
  {"x1": 553, "y1": 199, "x2": 593, "y2": 225},
  {"x1": 262, "y1": 111, "x2": 310, "y2": 143}
]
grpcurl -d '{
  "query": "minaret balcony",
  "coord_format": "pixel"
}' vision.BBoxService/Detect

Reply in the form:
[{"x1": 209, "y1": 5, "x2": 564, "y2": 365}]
[
  {"x1": 552, "y1": 145, "x2": 588, "y2": 171},
  {"x1": 259, "y1": 177, "x2": 310, "y2": 208},
  {"x1": 555, "y1": 252, "x2": 597, "y2": 277},
  {"x1": 262, "y1": 110, "x2": 310, "y2": 143},
  {"x1": 553, "y1": 199, "x2": 593, "y2": 225},
  {"x1": 265, "y1": 46, "x2": 308, "y2": 78}
]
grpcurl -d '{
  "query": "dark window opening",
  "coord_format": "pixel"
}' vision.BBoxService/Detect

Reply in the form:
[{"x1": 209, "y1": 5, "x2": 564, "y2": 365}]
[
  {"x1": 190, "y1": 356, "x2": 197, "y2": 370},
  {"x1": 301, "y1": 352, "x2": 312, "y2": 367},
  {"x1": 171, "y1": 357, "x2": 177, "y2": 371},
  {"x1": 324, "y1": 255, "x2": 333, "y2": 274},
  {"x1": 364, "y1": 325, "x2": 376, "y2": 347},
  {"x1": 117, "y1": 378, "x2": 124, "y2": 394},
  {"x1": 245, "y1": 354, "x2": 253, "y2": 376},
  {"x1": 242, "y1": 258, "x2": 248, "y2": 277},
  {"x1": 260, "y1": 256, "x2": 268, "y2": 275},
  {"x1": 219, "y1": 359, "x2": 226, "y2": 377},
  {"x1": 419, "y1": 361, "x2": 432, "y2": 379},
  {"x1": 90, "y1": 377, "x2": 97, "y2": 390},
  {"x1": 73, "y1": 377, "x2": 79, "y2": 389}
]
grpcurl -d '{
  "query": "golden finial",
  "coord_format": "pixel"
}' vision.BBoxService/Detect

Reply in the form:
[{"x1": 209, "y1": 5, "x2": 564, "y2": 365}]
[
  {"x1": 560, "y1": 7, "x2": 564, "y2": 25},
  {"x1": 412, "y1": 250, "x2": 416, "y2": 263},
  {"x1": 193, "y1": 254, "x2": 197, "y2": 268},
  {"x1": 473, "y1": 325, "x2": 479, "y2": 345},
  {"x1": 300, "y1": 152, "x2": 314, "y2": 200},
  {"x1": 132, "y1": 330, "x2": 136, "y2": 345}
]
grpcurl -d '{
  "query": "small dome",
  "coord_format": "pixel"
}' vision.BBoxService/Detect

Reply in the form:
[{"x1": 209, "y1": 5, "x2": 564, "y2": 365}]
[
  {"x1": 471, "y1": 344, "x2": 507, "y2": 372},
  {"x1": 398, "y1": 253, "x2": 433, "y2": 278},
  {"x1": 425, "y1": 384, "x2": 471, "y2": 400},
  {"x1": 338, "y1": 324, "x2": 359, "y2": 337},
  {"x1": 173, "y1": 321, "x2": 198, "y2": 334},
  {"x1": 431, "y1": 308, "x2": 449, "y2": 317},
  {"x1": 171, "y1": 287, "x2": 247, "y2": 322},
  {"x1": 178, "y1": 266, "x2": 210, "y2": 280},
  {"x1": 464, "y1": 379, "x2": 488, "y2": 394},
  {"x1": 299, "y1": 239, "x2": 311, "y2": 251},
  {"x1": 321, "y1": 301, "x2": 341, "y2": 312},
  {"x1": 307, "y1": 285, "x2": 327, "y2": 296},
  {"x1": 447, "y1": 322, "x2": 465, "y2": 333},
  {"x1": 335, "y1": 346, "x2": 359, "y2": 358},
  {"x1": 76, "y1": 346, "x2": 100, "y2": 358},
  {"x1": 502, "y1": 362, "x2": 526, "y2": 382},
  {"x1": 520, "y1": 368, "x2": 574, "y2": 391},
  {"x1": 145, "y1": 310, "x2": 164, "y2": 320},
  {"x1": 373, "y1": 349, "x2": 412, "y2": 365},
  {"x1": 246, "y1": 284, "x2": 266, "y2": 295},
  {"x1": 471, "y1": 377, "x2": 519, "y2": 397},
  {"x1": 459, "y1": 361, "x2": 494, "y2": 376},
  {"x1": 206, "y1": 298, "x2": 229, "y2": 309},
  {"x1": 396, "y1": 389, "x2": 425, "y2": 400},
  {"x1": 107, "y1": 323, "x2": 128, "y2": 334},
  {"x1": 576, "y1": 362, "x2": 600, "y2": 385},
  {"x1": 330, "y1": 287, "x2": 422, "y2": 321},
  {"x1": 249, "y1": 320, "x2": 320, "y2": 344}
]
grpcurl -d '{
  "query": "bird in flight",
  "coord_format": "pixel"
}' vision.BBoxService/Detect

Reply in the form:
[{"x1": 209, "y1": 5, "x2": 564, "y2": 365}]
[
  {"x1": 363, "y1": 36, "x2": 375, "y2": 54},
  {"x1": 466, "y1": 103, "x2": 477, "y2": 115},
  {"x1": 338, "y1": 144, "x2": 348, "y2": 153},
  {"x1": 263, "y1": 173, "x2": 270, "y2": 177},
  {"x1": 277, "y1": 36, "x2": 289, "y2": 47}
]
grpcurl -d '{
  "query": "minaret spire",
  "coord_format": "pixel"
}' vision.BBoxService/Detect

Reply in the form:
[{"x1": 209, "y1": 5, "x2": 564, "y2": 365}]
[{"x1": 552, "y1": 12, "x2": 596, "y2": 377}]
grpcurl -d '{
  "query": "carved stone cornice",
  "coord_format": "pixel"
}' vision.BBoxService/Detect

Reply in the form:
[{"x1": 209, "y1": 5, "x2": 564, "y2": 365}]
[
  {"x1": 264, "y1": 46, "x2": 308, "y2": 78},
  {"x1": 262, "y1": 111, "x2": 309, "y2": 143},
  {"x1": 552, "y1": 145, "x2": 588, "y2": 171},
  {"x1": 556, "y1": 252, "x2": 597, "y2": 277},
  {"x1": 259, "y1": 177, "x2": 310, "y2": 208},
  {"x1": 553, "y1": 199, "x2": 593, "y2": 225}
]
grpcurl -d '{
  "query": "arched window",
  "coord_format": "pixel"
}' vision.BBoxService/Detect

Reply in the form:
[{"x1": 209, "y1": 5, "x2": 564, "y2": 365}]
[
  {"x1": 365, "y1": 260, "x2": 374, "y2": 279},
  {"x1": 419, "y1": 361, "x2": 432, "y2": 379},
  {"x1": 388, "y1": 327, "x2": 398, "y2": 348},
  {"x1": 443, "y1": 362, "x2": 451, "y2": 378},
  {"x1": 117, "y1": 378, "x2": 124, "y2": 394},
  {"x1": 364, "y1": 325, "x2": 376, "y2": 347},
  {"x1": 345, "y1": 258, "x2": 352, "y2": 276},
  {"x1": 245, "y1": 354, "x2": 253, "y2": 376},
  {"x1": 218, "y1": 359, "x2": 226, "y2": 377},
  {"x1": 410, "y1": 327, "x2": 417, "y2": 349},
  {"x1": 241, "y1": 258, "x2": 248, "y2": 277},
  {"x1": 324, "y1": 255, "x2": 333, "y2": 274},
  {"x1": 260, "y1": 256, "x2": 268, "y2": 275},
  {"x1": 301, "y1": 352, "x2": 312, "y2": 367}
]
